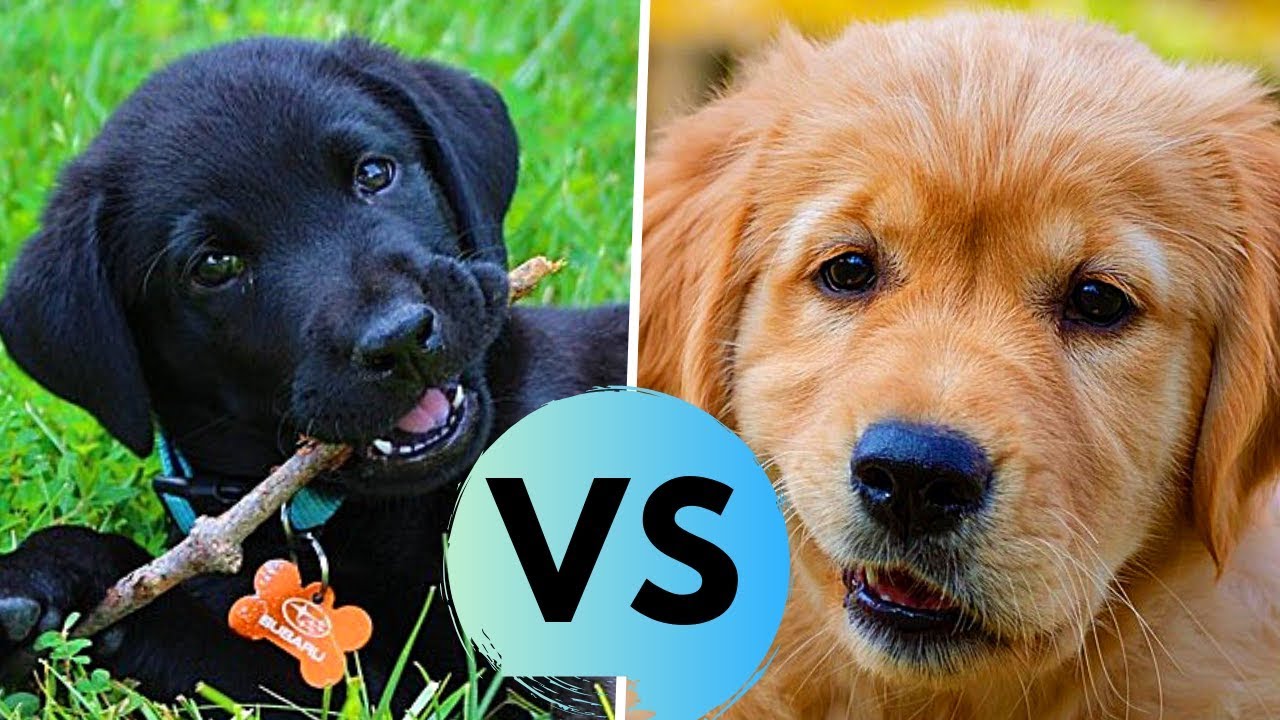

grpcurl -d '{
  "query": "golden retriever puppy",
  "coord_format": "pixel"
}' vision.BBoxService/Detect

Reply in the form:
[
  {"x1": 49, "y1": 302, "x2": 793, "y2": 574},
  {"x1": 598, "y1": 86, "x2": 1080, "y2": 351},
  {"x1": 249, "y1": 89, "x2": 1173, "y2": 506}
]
[{"x1": 640, "y1": 13, "x2": 1280, "y2": 719}]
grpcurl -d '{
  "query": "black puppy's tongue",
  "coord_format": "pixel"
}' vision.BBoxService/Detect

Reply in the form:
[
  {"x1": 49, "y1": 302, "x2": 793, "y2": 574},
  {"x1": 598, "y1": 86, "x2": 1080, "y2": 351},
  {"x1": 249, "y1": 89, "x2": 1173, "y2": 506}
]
[{"x1": 396, "y1": 388, "x2": 452, "y2": 434}]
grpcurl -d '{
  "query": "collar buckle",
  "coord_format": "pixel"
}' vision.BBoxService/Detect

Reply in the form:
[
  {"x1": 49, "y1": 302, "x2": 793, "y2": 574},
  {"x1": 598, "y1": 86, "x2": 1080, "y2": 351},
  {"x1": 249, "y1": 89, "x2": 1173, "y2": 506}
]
[
  {"x1": 153, "y1": 475, "x2": 248, "y2": 505},
  {"x1": 152, "y1": 429, "x2": 346, "y2": 537}
]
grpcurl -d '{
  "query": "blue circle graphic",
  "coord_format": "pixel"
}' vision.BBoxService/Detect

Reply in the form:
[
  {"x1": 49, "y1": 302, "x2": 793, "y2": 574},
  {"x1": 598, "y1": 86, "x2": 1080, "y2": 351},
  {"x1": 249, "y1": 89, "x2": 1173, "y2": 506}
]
[{"x1": 445, "y1": 387, "x2": 789, "y2": 718}]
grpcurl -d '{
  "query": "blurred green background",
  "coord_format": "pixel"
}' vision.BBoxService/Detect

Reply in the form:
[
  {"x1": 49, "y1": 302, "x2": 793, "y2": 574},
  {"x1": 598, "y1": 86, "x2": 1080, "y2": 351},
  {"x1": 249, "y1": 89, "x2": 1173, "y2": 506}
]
[
  {"x1": 0, "y1": 0, "x2": 637, "y2": 557},
  {"x1": 648, "y1": 0, "x2": 1280, "y2": 138}
]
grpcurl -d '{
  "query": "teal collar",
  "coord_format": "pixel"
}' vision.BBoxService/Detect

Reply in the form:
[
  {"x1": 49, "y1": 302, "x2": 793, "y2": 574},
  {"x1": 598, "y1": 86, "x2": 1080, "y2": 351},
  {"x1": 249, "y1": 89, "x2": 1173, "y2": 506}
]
[{"x1": 153, "y1": 430, "x2": 345, "y2": 535}]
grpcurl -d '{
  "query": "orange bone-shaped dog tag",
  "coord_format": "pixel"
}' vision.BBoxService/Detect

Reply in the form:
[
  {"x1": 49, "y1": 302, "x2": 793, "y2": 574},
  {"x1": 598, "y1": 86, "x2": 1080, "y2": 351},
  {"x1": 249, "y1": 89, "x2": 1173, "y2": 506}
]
[{"x1": 228, "y1": 560, "x2": 372, "y2": 688}]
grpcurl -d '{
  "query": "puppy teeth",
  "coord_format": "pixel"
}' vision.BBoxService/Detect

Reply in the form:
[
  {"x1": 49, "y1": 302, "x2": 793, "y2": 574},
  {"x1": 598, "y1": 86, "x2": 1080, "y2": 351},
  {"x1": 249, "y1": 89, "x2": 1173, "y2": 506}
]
[
  {"x1": 452, "y1": 386, "x2": 466, "y2": 409},
  {"x1": 865, "y1": 567, "x2": 879, "y2": 585},
  {"x1": 372, "y1": 439, "x2": 393, "y2": 455}
]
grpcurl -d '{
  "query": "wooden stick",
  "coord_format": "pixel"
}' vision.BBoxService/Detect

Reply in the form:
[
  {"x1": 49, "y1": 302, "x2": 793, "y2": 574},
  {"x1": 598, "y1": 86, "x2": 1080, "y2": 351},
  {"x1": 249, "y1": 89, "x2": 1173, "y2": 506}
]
[
  {"x1": 74, "y1": 442, "x2": 350, "y2": 638},
  {"x1": 73, "y1": 256, "x2": 563, "y2": 638},
  {"x1": 508, "y1": 256, "x2": 564, "y2": 302}
]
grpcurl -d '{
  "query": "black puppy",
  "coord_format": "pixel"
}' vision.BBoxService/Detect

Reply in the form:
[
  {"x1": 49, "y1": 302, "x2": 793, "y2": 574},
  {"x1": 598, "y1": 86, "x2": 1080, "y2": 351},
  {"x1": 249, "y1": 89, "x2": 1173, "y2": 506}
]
[{"x1": 0, "y1": 37, "x2": 626, "y2": 716}]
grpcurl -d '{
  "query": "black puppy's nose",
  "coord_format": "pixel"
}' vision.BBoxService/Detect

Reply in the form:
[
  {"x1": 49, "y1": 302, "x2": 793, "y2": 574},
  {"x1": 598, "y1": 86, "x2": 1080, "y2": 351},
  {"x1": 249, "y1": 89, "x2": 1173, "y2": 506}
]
[
  {"x1": 352, "y1": 303, "x2": 438, "y2": 372},
  {"x1": 851, "y1": 421, "x2": 992, "y2": 536}
]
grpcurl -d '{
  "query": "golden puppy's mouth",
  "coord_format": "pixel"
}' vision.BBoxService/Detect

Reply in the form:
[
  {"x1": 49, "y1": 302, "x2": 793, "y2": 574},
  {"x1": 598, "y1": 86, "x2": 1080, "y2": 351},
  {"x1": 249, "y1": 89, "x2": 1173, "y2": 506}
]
[{"x1": 842, "y1": 564, "x2": 997, "y2": 659}]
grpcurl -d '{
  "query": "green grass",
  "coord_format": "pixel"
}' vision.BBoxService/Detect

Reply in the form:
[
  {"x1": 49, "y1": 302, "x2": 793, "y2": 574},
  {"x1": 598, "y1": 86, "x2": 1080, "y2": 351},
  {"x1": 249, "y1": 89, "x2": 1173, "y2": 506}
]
[
  {"x1": 0, "y1": 599, "x2": 612, "y2": 719},
  {"x1": 0, "y1": 0, "x2": 636, "y2": 716}
]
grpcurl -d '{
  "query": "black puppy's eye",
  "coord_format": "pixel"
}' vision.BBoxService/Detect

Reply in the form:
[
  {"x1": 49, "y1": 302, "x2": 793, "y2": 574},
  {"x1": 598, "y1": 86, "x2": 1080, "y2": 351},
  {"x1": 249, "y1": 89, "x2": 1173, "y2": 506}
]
[
  {"x1": 818, "y1": 252, "x2": 878, "y2": 294},
  {"x1": 192, "y1": 252, "x2": 246, "y2": 288},
  {"x1": 1066, "y1": 278, "x2": 1133, "y2": 327},
  {"x1": 354, "y1": 157, "x2": 396, "y2": 195}
]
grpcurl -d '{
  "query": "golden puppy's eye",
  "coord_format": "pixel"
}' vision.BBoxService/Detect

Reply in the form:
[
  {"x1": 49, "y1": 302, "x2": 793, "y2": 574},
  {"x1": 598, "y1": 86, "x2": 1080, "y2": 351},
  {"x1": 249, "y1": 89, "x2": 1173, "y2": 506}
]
[
  {"x1": 192, "y1": 251, "x2": 246, "y2": 288},
  {"x1": 1066, "y1": 279, "x2": 1133, "y2": 327},
  {"x1": 818, "y1": 252, "x2": 878, "y2": 294}
]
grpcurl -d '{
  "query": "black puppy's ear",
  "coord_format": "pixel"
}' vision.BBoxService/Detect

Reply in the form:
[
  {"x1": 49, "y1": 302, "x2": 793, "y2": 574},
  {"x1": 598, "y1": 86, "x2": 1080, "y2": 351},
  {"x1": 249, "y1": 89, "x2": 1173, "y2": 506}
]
[
  {"x1": 335, "y1": 38, "x2": 518, "y2": 266},
  {"x1": 0, "y1": 168, "x2": 153, "y2": 456}
]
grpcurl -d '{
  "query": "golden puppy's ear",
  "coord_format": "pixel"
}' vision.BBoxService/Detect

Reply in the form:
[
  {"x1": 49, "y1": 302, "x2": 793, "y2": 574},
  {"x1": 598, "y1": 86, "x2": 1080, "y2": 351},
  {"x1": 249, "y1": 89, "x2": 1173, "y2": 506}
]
[
  {"x1": 639, "y1": 29, "x2": 813, "y2": 423},
  {"x1": 1193, "y1": 96, "x2": 1280, "y2": 569},
  {"x1": 639, "y1": 117, "x2": 755, "y2": 422}
]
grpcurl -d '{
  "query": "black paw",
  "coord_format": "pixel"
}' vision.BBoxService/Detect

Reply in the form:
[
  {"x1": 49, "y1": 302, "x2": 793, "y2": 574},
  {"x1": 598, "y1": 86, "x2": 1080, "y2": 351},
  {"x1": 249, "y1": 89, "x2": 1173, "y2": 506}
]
[
  {"x1": 0, "y1": 527, "x2": 144, "y2": 686},
  {"x1": 0, "y1": 595, "x2": 66, "y2": 684},
  {"x1": 0, "y1": 597, "x2": 42, "y2": 643}
]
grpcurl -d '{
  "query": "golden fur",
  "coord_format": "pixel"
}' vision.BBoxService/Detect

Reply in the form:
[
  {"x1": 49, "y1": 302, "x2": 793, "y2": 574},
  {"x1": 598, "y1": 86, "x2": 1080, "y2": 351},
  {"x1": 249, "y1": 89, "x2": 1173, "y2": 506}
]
[{"x1": 640, "y1": 13, "x2": 1280, "y2": 719}]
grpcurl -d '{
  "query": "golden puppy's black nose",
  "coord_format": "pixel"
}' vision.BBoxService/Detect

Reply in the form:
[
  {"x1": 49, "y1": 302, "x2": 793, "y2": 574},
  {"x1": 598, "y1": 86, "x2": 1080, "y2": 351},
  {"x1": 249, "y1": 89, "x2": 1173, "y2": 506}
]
[
  {"x1": 851, "y1": 421, "x2": 992, "y2": 536},
  {"x1": 352, "y1": 303, "x2": 439, "y2": 373}
]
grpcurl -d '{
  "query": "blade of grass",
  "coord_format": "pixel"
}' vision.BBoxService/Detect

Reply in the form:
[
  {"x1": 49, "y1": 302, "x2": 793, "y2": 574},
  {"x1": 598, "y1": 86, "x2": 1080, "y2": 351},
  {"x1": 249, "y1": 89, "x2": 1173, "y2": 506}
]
[
  {"x1": 462, "y1": 636, "x2": 479, "y2": 720},
  {"x1": 193, "y1": 683, "x2": 245, "y2": 718},
  {"x1": 374, "y1": 586, "x2": 436, "y2": 715},
  {"x1": 338, "y1": 677, "x2": 363, "y2": 720},
  {"x1": 474, "y1": 669, "x2": 505, "y2": 717},
  {"x1": 594, "y1": 682, "x2": 614, "y2": 720}
]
